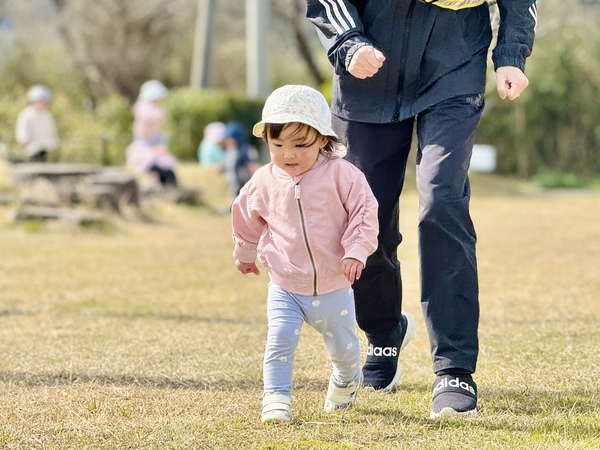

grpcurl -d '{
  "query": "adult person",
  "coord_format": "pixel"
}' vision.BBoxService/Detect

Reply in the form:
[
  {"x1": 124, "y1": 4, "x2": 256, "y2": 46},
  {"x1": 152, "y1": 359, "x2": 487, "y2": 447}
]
[{"x1": 306, "y1": 0, "x2": 537, "y2": 418}]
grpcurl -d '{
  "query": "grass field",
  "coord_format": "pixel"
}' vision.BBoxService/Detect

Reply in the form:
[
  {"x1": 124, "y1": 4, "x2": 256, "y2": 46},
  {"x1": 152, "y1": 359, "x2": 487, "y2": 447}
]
[{"x1": 1, "y1": 161, "x2": 599, "y2": 449}]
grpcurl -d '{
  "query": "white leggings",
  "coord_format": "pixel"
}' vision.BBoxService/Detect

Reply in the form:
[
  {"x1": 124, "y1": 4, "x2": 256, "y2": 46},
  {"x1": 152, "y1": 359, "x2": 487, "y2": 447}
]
[{"x1": 263, "y1": 282, "x2": 361, "y2": 397}]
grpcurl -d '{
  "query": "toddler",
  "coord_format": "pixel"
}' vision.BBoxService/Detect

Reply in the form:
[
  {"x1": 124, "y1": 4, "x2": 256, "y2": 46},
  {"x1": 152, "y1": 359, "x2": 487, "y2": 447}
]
[
  {"x1": 15, "y1": 85, "x2": 59, "y2": 162},
  {"x1": 231, "y1": 85, "x2": 379, "y2": 424}
]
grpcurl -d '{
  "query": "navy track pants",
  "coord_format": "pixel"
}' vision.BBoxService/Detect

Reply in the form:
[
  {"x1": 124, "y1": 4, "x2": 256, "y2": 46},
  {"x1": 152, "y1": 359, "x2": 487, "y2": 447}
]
[{"x1": 332, "y1": 94, "x2": 484, "y2": 374}]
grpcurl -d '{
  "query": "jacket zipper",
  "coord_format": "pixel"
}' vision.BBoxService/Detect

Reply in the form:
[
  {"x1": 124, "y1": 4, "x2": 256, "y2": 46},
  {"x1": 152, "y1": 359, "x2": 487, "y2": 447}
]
[
  {"x1": 393, "y1": 0, "x2": 417, "y2": 122},
  {"x1": 295, "y1": 183, "x2": 318, "y2": 296}
]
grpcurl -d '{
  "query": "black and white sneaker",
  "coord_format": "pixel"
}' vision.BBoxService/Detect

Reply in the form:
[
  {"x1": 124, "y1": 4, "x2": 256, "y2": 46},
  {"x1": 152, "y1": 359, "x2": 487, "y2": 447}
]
[
  {"x1": 430, "y1": 375, "x2": 478, "y2": 418},
  {"x1": 362, "y1": 312, "x2": 415, "y2": 391}
]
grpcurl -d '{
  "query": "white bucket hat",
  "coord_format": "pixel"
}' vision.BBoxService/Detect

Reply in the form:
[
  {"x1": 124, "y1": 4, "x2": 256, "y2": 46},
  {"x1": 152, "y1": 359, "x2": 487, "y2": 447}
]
[
  {"x1": 27, "y1": 85, "x2": 52, "y2": 103},
  {"x1": 138, "y1": 80, "x2": 168, "y2": 102},
  {"x1": 252, "y1": 85, "x2": 337, "y2": 138}
]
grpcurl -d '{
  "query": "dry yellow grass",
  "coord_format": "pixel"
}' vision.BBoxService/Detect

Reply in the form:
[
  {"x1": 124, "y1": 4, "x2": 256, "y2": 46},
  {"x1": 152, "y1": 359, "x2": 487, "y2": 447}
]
[{"x1": 1, "y1": 161, "x2": 599, "y2": 449}]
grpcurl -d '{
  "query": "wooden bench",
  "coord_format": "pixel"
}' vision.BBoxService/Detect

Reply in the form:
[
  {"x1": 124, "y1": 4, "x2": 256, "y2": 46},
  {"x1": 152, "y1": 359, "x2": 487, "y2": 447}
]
[{"x1": 10, "y1": 163, "x2": 140, "y2": 214}]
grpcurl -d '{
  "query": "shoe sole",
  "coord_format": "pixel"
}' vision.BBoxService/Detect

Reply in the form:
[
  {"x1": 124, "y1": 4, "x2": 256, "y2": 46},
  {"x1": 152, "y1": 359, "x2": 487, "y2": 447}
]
[
  {"x1": 430, "y1": 407, "x2": 478, "y2": 419},
  {"x1": 381, "y1": 312, "x2": 416, "y2": 392},
  {"x1": 261, "y1": 414, "x2": 291, "y2": 424}
]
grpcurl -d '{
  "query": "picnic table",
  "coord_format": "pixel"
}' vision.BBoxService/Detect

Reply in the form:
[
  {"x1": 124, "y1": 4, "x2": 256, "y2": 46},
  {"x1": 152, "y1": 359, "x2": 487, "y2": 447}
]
[
  {"x1": 9, "y1": 162, "x2": 140, "y2": 215},
  {"x1": 10, "y1": 163, "x2": 100, "y2": 184},
  {"x1": 4, "y1": 161, "x2": 202, "y2": 224}
]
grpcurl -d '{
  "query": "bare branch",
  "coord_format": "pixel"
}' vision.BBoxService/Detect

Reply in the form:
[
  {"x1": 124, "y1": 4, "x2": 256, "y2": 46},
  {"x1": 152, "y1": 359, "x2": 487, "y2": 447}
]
[
  {"x1": 49, "y1": 0, "x2": 197, "y2": 101},
  {"x1": 272, "y1": 0, "x2": 326, "y2": 86}
]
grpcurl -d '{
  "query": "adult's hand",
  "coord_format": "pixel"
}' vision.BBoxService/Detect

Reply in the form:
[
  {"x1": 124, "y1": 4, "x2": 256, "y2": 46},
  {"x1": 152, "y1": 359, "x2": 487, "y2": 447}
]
[
  {"x1": 496, "y1": 66, "x2": 529, "y2": 101},
  {"x1": 348, "y1": 46, "x2": 386, "y2": 79}
]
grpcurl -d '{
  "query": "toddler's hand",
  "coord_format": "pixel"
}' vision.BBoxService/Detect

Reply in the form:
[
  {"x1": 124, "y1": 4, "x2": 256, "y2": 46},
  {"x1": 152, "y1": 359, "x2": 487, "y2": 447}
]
[
  {"x1": 342, "y1": 258, "x2": 364, "y2": 283},
  {"x1": 236, "y1": 259, "x2": 260, "y2": 275}
]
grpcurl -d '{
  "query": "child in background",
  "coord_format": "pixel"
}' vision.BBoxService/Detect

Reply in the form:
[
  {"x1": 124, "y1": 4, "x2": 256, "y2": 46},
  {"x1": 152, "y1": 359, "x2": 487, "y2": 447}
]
[
  {"x1": 126, "y1": 80, "x2": 177, "y2": 187},
  {"x1": 231, "y1": 85, "x2": 379, "y2": 424},
  {"x1": 132, "y1": 79, "x2": 169, "y2": 147},
  {"x1": 197, "y1": 121, "x2": 226, "y2": 166},
  {"x1": 221, "y1": 121, "x2": 259, "y2": 200},
  {"x1": 15, "y1": 85, "x2": 60, "y2": 162}
]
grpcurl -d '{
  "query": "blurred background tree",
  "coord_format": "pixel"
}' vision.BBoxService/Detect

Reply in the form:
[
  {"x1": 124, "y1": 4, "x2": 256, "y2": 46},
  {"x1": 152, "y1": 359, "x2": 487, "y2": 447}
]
[
  {"x1": 0, "y1": 0, "x2": 598, "y2": 184},
  {"x1": 478, "y1": 0, "x2": 600, "y2": 182},
  {"x1": 49, "y1": 0, "x2": 196, "y2": 102}
]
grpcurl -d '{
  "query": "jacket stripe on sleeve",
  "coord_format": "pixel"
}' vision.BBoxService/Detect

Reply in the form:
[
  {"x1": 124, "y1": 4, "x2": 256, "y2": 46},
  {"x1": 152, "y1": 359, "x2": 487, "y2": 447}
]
[
  {"x1": 317, "y1": 0, "x2": 356, "y2": 34},
  {"x1": 529, "y1": 2, "x2": 538, "y2": 32}
]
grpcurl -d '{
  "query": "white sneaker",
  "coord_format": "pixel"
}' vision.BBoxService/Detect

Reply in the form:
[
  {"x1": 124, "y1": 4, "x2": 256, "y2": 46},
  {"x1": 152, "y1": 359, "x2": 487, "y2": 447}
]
[
  {"x1": 324, "y1": 372, "x2": 363, "y2": 413},
  {"x1": 261, "y1": 393, "x2": 291, "y2": 424}
]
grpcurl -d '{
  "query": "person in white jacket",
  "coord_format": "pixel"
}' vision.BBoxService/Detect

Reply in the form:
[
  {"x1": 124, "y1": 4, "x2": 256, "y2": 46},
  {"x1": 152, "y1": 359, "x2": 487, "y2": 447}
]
[
  {"x1": 15, "y1": 85, "x2": 59, "y2": 162},
  {"x1": 231, "y1": 85, "x2": 380, "y2": 424}
]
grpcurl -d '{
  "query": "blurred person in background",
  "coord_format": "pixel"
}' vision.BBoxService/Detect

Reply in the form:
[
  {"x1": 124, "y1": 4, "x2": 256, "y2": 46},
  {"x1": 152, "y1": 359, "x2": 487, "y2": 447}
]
[
  {"x1": 126, "y1": 80, "x2": 178, "y2": 188},
  {"x1": 15, "y1": 85, "x2": 60, "y2": 162},
  {"x1": 221, "y1": 121, "x2": 259, "y2": 201},
  {"x1": 198, "y1": 121, "x2": 226, "y2": 167}
]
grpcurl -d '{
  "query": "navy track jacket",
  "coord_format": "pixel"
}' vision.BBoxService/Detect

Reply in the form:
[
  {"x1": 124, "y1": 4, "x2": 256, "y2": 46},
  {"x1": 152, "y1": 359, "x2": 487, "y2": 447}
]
[{"x1": 307, "y1": 0, "x2": 537, "y2": 123}]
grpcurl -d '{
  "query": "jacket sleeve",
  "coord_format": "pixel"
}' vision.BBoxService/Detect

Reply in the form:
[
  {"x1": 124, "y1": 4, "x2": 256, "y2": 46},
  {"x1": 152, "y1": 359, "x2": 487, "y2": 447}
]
[
  {"x1": 306, "y1": 0, "x2": 372, "y2": 75},
  {"x1": 340, "y1": 170, "x2": 379, "y2": 265},
  {"x1": 47, "y1": 113, "x2": 60, "y2": 151},
  {"x1": 492, "y1": 0, "x2": 538, "y2": 71},
  {"x1": 231, "y1": 185, "x2": 266, "y2": 264},
  {"x1": 15, "y1": 110, "x2": 29, "y2": 146}
]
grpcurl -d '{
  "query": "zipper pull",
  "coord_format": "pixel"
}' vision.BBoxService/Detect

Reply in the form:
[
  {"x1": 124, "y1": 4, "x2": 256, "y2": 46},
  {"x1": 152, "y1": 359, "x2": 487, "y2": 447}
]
[{"x1": 294, "y1": 184, "x2": 301, "y2": 199}]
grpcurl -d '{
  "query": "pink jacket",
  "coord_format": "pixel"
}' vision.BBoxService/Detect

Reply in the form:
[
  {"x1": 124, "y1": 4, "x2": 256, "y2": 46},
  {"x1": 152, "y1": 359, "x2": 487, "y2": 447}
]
[{"x1": 232, "y1": 154, "x2": 379, "y2": 296}]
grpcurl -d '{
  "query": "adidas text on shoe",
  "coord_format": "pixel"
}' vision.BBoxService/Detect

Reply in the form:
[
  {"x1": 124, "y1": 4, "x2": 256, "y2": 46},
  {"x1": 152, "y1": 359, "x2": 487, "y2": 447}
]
[
  {"x1": 261, "y1": 393, "x2": 291, "y2": 424},
  {"x1": 367, "y1": 344, "x2": 397, "y2": 357},
  {"x1": 433, "y1": 377, "x2": 476, "y2": 397},
  {"x1": 430, "y1": 375, "x2": 478, "y2": 419},
  {"x1": 324, "y1": 372, "x2": 363, "y2": 413}
]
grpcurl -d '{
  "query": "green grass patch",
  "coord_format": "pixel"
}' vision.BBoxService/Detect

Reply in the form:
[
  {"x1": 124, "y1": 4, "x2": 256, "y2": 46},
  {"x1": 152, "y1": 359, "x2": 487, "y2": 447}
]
[{"x1": 0, "y1": 164, "x2": 599, "y2": 449}]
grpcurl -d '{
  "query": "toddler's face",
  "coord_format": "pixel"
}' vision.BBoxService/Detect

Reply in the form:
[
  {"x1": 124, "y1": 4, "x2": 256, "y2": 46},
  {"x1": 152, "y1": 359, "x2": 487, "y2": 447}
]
[{"x1": 267, "y1": 123, "x2": 327, "y2": 177}]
